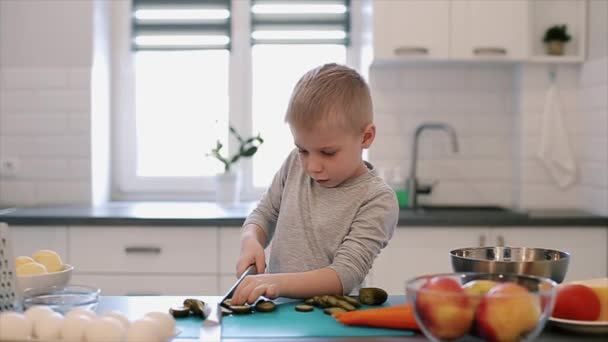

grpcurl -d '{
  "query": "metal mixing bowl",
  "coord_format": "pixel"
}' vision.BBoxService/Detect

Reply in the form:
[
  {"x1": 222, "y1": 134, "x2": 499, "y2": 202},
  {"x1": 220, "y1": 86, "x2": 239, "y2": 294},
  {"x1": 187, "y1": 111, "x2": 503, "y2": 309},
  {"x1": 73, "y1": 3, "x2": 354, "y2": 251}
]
[{"x1": 450, "y1": 247, "x2": 570, "y2": 283}]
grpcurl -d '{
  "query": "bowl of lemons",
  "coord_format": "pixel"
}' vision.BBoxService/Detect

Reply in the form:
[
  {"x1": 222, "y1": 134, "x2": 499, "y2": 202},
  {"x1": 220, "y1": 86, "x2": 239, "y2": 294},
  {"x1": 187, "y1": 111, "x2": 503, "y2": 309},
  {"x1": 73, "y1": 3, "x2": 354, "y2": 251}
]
[{"x1": 15, "y1": 249, "x2": 73, "y2": 295}]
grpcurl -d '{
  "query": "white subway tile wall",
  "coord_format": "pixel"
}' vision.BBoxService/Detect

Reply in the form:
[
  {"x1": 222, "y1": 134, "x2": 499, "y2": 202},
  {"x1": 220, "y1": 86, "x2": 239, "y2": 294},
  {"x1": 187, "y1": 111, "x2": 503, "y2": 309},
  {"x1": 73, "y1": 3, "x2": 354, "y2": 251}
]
[
  {"x1": 369, "y1": 63, "x2": 516, "y2": 207},
  {"x1": 0, "y1": 68, "x2": 92, "y2": 206},
  {"x1": 579, "y1": 56, "x2": 608, "y2": 215}
]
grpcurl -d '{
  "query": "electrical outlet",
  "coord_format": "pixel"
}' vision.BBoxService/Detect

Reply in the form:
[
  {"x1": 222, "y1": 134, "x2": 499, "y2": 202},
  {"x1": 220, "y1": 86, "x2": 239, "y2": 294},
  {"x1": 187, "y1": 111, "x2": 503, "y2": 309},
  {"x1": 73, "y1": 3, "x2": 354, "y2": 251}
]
[{"x1": 0, "y1": 158, "x2": 19, "y2": 178}]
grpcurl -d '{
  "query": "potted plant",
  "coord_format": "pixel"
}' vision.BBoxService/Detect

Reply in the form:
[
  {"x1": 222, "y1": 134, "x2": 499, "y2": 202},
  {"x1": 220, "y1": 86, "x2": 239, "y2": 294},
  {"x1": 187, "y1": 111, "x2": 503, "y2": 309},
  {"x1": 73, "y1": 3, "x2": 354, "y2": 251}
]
[
  {"x1": 207, "y1": 125, "x2": 263, "y2": 205},
  {"x1": 543, "y1": 25, "x2": 571, "y2": 56}
]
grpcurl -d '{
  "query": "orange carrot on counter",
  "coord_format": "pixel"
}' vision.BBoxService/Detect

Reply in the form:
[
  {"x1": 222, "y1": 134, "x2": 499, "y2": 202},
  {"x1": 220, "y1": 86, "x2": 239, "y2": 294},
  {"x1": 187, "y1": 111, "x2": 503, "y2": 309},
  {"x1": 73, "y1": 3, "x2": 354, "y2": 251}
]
[{"x1": 333, "y1": 304, "x2": 420, "y2": 331}]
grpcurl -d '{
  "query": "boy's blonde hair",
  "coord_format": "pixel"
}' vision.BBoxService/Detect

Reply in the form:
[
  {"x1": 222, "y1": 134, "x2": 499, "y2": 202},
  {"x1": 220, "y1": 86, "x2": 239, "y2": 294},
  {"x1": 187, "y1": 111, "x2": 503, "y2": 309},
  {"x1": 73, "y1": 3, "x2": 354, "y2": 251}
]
[{"x1": 285, "y1": 63, "x2": 373, "y2": 134}]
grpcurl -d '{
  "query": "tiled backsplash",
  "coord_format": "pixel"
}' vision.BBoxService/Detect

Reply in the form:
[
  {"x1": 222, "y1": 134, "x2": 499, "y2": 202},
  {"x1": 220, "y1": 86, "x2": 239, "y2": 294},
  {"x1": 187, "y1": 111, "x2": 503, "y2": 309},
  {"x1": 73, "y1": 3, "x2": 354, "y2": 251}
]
[
  {"x1": 369, "y1": 60, "x2": 607, "y2": 215},
  {"x1": 0, "y1": 68, "x2": 92, "y2": 205},
  {"x1": 369, "y1": 63, "x2": 516, "y2": 207},
  {"x1": 579, "y1": 56, "x2": 608, "y2": 215}
]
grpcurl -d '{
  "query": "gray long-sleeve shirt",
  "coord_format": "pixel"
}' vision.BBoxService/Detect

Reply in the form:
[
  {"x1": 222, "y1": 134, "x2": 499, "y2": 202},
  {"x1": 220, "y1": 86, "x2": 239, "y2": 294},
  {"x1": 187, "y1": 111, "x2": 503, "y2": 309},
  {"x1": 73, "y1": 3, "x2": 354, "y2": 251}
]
[{"x1": 243, "y1": 150, "x2": 399, "y2": 294}]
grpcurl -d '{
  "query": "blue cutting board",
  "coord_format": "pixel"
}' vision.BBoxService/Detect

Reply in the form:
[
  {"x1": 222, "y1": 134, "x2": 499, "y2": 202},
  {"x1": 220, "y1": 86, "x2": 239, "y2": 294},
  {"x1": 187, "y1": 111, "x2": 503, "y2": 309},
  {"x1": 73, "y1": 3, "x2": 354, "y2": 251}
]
[{"x1": 221, "y1": 296, "x2": 415, "y2": 338}]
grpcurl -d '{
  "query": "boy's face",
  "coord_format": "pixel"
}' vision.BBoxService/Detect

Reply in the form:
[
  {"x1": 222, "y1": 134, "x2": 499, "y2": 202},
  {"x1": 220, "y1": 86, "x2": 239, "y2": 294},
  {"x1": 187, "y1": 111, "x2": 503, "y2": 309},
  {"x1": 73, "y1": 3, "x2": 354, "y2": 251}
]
[{"x1": 290, "y1": 123, "x2": 375, "y2": 188}]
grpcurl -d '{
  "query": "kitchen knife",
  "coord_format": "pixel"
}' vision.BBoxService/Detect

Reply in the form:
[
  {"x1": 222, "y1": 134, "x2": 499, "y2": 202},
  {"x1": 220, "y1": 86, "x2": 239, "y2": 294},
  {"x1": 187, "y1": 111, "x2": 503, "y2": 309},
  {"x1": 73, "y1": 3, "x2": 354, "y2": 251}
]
[{"x1": 219, "y1": 264, "x2": 257, "y2": 310}]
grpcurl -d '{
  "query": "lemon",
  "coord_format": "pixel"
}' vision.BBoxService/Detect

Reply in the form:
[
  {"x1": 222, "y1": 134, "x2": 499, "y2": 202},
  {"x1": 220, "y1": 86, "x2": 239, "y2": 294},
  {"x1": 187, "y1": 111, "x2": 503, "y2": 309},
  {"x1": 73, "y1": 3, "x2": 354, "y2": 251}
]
[
  {"x1": 32, "y1": 249, "x2": 63, "y2": 273},
  {"x1": 15, "y1": 256, "x2": 35, "y2": 268},
  {"x1": 16, "y1": 262, "x2": 48, "y2": 276}
]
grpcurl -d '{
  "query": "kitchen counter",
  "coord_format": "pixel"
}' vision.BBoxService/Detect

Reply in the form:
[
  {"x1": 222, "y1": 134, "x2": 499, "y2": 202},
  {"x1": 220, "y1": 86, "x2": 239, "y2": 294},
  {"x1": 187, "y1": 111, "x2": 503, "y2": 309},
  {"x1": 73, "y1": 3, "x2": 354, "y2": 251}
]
[
  {"x1": 0, "y1": 202, "x2": 606, "y2": 227},
  {"x1": 97, "y1": 295, "x2": 606, "y2": 341}
]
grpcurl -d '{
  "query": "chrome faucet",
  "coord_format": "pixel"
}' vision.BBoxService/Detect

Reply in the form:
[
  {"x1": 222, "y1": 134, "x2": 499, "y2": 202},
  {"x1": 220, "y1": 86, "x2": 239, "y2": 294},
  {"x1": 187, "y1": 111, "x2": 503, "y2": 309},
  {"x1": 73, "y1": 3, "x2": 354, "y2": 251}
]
[{"x1": 406, "y1": 122, "x2": 459, "y2": 210}]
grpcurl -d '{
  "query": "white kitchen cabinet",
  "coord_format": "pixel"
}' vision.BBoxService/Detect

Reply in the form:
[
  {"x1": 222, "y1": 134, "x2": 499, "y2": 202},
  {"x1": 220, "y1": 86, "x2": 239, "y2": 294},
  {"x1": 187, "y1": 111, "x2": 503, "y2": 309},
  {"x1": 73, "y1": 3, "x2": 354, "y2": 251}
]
[
  {"x1": 373, "y1": 0, "x2": 584, "y2": 63},
  {"x1": 71, "y1": 274, "x2": 217, "y2": 296},
  {"x1": 373, "y1": 0, "x2": 450, "y2": 60},
  {"x1": 488, "y1": 226, "x2": 608, "y2": 282},
  {"x1": 7, "y1": 225, "x2": 68, "y2": 261},
  {"x1": 451, "y1": 0, "x2": 528, "y2": 60},
  {"x1": 370, "y1": 227, "x2": 489, "y2": 294},
  {"x1": 68, "y1": 226, "x2": 219, "y2": 295},
  {"x1": 69, "y1": 226, "x2": 218, "y2": 274}
]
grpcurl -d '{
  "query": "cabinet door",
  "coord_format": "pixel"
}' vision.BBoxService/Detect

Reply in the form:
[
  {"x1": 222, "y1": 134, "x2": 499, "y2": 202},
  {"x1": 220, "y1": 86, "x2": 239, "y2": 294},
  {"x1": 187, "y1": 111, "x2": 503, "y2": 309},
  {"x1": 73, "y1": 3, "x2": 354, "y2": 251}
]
[
  {"x1": 370, "y1": 227, "x2": 488, "y2": 294},
  {"x1": 8, "y1": 226, "x2": 68, "y2": 261},
  {"x1": 71, "y1": 274, "x2": 218, "y2": 296},
  {"x1": 490, "y1": 227, "x2": 608, "y2": 282},
  {"x1": 69, "y1": 226, "x2": 218, "y2": 274},
  {"x1": 451, "y1": 0, "x2": 528, "y2": 60},
  {"x1": 373, "y1": 0, "x2": 449, "y2": 60}
]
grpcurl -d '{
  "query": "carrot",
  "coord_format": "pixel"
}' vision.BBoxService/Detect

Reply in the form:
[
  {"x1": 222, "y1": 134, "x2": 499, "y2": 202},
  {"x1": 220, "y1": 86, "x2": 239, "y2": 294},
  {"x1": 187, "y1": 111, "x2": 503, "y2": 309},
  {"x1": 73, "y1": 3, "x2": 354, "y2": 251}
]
[{"x1": 333, "y1": 304, "x2": 419, "y2": 331}]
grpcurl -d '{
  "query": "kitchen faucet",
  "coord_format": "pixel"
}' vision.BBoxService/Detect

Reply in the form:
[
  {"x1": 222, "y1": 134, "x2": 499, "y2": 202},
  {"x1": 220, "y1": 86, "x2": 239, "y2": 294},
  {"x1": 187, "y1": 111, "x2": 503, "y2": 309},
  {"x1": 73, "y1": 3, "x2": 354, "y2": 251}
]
[{"x1": 406, "y1": 122, "x2": 459, "y2": 210}]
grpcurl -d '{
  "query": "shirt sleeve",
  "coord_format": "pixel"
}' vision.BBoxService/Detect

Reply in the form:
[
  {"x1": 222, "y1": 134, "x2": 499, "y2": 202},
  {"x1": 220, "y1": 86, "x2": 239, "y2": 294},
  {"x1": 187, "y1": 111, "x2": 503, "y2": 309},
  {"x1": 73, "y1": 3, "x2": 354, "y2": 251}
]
[
  {"x1": 328, "y1": 187, "x2": 399, "y2": 294},
  {"x1": 243, "y1": 149, "x2": 297, "y2": 244}
]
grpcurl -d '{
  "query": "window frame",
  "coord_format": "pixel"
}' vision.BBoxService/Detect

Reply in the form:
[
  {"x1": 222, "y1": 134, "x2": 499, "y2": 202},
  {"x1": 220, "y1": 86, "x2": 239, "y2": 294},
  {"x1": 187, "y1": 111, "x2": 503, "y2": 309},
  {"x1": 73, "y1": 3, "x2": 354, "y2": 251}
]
[{"x1": 111, "y1": 0, "x2": 364, "y2": 201}]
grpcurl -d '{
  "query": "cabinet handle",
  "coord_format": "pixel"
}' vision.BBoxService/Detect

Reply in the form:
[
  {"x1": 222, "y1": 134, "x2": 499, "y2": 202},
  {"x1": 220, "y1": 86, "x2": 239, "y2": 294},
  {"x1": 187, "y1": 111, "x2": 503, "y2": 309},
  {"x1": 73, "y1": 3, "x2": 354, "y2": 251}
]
[
  {"x1": 473, "y1": 47, "x2": 507, "y2": 56},
  {"x1": 124, "y1": 246, "x2": 162, "y2": 254},
  {"x1": 394, "y1": 46, "x2": 429, "y2": 56},
  {"x1": 497, "y1": 235, "x2": 505, "y2": 247},
  {"x1": 478, "y1": 234, "x2": 486, "y2": 247}
]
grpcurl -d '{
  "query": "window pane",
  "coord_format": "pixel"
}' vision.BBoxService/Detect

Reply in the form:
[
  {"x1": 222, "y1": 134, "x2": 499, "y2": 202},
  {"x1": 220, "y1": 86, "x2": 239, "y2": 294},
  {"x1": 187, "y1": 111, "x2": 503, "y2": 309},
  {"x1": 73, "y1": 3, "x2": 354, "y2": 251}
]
[
  {"x1": 252, "y1": 45, "x2": 346, "y2": 188},
  {"x1": 135, "y1": 51, "x2": 229, "y2": 177}
]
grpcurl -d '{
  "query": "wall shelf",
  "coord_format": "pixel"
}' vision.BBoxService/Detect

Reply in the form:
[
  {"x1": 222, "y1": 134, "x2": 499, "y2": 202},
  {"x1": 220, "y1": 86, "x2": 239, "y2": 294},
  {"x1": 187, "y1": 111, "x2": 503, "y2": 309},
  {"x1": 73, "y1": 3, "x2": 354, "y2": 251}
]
[{"x1": 528, "y1": 0, "x2": 587, "y2": 63}]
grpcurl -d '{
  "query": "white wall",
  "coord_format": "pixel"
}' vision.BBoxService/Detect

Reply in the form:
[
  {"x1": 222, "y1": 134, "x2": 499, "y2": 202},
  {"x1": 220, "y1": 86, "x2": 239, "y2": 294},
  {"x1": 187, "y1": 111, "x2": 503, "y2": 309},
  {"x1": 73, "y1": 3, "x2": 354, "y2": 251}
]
[
  {"x1": 578, "y1": 0, "x2": 608, "y2": 215},
  {"x1": 369, "y1": 63, "x2": 515, "y2": 207},
  {"x1": 0, "y1": 0, "x2": 95, "y2": 206},
  {"x1": 0, "y1": 1, "x2": 605, "y2": 213}
]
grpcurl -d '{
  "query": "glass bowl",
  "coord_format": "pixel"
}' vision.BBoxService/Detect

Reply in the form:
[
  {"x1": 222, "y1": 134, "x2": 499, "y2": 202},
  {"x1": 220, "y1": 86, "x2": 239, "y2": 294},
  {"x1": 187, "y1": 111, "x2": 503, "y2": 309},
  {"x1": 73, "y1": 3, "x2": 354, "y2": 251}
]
[
  {"x1": 406, "y1": 272, "x2": 557, "y2": 342},
  {"x1": 22, "y1": 285, "x2": 100, "y2": 315}
]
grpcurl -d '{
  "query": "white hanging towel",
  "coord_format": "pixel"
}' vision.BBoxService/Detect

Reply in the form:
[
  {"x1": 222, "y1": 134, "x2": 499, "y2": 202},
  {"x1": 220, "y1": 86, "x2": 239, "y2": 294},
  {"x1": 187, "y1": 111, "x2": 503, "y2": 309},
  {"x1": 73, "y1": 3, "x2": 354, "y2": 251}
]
[{"x1": 537, "y1": 82, "x2": 577, "y2": 188}]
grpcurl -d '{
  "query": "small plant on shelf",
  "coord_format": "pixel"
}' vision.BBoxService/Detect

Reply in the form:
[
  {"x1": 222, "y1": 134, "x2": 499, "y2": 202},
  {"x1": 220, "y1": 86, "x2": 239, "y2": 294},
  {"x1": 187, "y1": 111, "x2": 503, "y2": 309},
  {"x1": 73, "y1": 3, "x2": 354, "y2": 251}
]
[
  {"x1": 543, "y1": 25, "x2": 571, "y2": 56},
  {"x1": 207, "y1": 125, "x2": 264, "y2": 173}
]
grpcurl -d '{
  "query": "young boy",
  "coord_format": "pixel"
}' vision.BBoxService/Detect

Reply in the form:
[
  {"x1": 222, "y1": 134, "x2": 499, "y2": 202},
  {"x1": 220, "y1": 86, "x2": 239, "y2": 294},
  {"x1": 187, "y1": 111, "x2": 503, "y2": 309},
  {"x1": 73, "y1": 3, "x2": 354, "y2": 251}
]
[{"x1": 231, "y1": 63, "x2": 398, "y2": 305}]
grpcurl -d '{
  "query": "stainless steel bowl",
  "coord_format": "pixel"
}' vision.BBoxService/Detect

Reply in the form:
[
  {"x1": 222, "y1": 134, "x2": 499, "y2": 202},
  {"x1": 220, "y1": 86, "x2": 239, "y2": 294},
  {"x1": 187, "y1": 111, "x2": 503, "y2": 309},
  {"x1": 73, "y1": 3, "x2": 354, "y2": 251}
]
[{"x1": 450, "y1": 247, "x2": 570, "y2": 283}]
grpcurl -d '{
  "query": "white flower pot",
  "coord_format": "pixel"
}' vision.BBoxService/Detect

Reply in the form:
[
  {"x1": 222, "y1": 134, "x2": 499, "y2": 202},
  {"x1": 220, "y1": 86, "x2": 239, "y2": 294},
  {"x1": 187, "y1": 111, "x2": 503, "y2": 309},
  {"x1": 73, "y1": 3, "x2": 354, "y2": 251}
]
[{"x1": 215, "y1": 170, "x2": 241, "y2": 206}]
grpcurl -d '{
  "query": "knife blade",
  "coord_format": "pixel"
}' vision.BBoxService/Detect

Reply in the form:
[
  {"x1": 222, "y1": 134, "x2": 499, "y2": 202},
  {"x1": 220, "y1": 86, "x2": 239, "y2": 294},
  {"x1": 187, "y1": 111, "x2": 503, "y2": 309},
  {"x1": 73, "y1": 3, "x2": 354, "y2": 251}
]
[{"x1": 219, "y1": 264, "x2": 257, "y2": 310}]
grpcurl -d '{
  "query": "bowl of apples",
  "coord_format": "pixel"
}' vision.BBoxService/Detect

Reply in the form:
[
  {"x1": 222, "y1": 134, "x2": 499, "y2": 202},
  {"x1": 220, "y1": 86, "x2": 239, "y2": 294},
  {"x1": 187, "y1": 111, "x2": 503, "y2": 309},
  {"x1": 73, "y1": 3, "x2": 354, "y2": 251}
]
[{"x1": 406, "y1": 272, "x2": 557, "y2": 342}]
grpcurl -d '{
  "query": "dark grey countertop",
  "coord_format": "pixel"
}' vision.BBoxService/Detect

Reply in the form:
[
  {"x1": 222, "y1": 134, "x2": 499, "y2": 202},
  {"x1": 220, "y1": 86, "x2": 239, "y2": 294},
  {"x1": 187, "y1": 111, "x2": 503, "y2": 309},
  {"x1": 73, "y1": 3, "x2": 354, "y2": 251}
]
[{"x1": 0, "y1": 202, "x2": 606, "y2": 227}]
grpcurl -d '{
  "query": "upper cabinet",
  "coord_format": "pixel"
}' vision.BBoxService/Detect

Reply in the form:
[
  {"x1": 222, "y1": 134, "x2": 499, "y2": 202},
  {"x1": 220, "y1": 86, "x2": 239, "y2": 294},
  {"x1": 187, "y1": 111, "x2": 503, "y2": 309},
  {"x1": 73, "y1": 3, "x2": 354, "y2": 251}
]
[
  {"x1": 372, "y1": 0, "x2": 587, "y2": 63},
  {"x1": 373, "y1": 0, "x2": 450, "y2": 60},
  {"x1": 450, "y1": 0, "x2": 528, "y2": 61}
]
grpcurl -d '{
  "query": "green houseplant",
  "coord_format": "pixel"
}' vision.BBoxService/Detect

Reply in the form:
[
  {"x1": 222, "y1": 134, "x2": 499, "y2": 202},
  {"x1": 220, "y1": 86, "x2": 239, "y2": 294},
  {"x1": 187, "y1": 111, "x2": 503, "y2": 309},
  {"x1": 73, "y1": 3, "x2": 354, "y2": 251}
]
[
  {"x1": 543, "y1": 25, "x2": 571, "y2": 56},
  {"x1": 208, "y1": 125, "x2": 264, "y2": 173},
  {"x1": 207, "y1": 125, "x2": 263, "y2": 205}
]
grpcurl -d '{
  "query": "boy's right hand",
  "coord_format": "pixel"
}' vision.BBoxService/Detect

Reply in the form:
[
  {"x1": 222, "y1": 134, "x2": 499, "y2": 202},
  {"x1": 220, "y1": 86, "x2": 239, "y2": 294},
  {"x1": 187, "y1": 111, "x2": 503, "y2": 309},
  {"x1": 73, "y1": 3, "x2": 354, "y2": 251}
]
[{"x1": 236, "y1": 236, "x2": 266, "y2": 277}]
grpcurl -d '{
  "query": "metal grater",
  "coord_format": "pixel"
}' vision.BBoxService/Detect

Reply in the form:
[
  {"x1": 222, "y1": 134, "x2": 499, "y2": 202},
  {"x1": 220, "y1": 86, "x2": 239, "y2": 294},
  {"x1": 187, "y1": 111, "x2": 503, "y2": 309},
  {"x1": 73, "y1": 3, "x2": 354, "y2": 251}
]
[{"x1": 0, "y1": 222, "x2": 18, "y2": 311}]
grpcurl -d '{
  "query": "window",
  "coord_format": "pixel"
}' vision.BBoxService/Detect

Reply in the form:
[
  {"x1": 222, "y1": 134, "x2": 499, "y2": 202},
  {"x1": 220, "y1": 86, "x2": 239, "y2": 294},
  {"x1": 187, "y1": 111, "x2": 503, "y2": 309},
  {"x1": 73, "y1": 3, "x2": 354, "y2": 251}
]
[{"x1": 116, "y1": 0, "x2": 356, "y2": 200}]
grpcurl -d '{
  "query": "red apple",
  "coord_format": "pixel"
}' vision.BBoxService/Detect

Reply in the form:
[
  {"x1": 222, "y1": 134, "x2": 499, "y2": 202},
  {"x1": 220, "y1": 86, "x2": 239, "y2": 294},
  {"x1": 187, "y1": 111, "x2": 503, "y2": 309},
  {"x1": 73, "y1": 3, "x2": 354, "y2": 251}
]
[
  {"x1": 476, "y1": 282, "x2": 541, "y2": 342},
  {"x1": 415, "y1": 276, "x2": 475, "y2": 340},
  {"x1": 553, "y1": 284, "x2": 601, "y2": 321}
]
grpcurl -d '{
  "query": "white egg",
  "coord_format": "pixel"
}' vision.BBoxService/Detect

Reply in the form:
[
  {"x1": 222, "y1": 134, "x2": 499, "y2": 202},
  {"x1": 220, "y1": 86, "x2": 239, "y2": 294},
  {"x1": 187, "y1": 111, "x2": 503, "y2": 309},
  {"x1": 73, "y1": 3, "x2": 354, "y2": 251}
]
[
  {"x1": 101, "y1": 310, "x2": 130, "y2": 330},
  {"x1": 65, "y1": 307, "x2": 97, "y2": 320},
  {"x1": 144, "y1": 311, "x2": 175, "y2": 340},
  {"x1": 34, "y1": 311, "x2": 64, "y2": 340},
  {"x1": 125, "y1": 317, "x2": 163, "y2": 342},
  {"x1": 85, "y1": 316, "x2": 125, "y2": 342},
  {"x1": 24, "y1": 305, "x2": 55, "y2": 323},
  {"x1": 60, "y1": 313, "x2": 93, "y2": 342},
  {"x1": 0, "y1": 312, "x2": 32, "y2": 341}
]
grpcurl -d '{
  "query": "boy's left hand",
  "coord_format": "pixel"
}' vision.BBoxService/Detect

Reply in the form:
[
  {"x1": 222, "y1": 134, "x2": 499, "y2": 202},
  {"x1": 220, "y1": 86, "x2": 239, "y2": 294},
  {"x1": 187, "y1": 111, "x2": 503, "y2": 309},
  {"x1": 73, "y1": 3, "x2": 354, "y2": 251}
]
[{"x1": 230, "y1": 273, "x2": 283, "y2": 305}]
